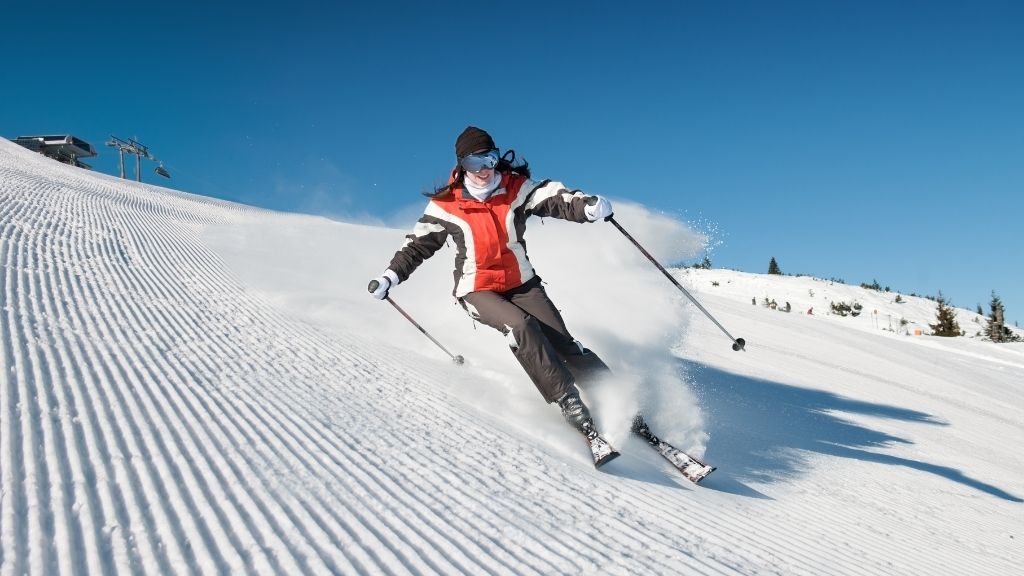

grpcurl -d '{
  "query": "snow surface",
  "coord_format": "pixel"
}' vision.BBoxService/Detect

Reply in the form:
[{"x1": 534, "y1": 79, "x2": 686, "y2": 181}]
[{"x1": 2, "y1": 137, "x2": 1022, "y2": 575}]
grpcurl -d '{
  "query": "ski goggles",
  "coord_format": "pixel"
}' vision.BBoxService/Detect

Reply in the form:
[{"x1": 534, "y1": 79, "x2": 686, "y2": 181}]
[{"x1": 460, "y1": 149, "x2": 499, "y2": 173}]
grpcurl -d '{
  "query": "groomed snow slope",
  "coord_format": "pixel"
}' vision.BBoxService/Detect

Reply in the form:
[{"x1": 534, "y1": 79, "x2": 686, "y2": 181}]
[{"x1": 2, "y1": 138, "x2": 1022, "y2": 575}]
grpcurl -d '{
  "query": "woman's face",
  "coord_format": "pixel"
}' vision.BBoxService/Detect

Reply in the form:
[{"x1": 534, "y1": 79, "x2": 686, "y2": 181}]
[{"x1": 465, "y1": 167, "x2": 494, "y2": 187}]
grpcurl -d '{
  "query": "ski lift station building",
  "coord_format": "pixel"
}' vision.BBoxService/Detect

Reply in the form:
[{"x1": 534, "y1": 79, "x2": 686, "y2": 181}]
[{"x1": 12, "y1": 134, "x2": 98, "y2": 169}]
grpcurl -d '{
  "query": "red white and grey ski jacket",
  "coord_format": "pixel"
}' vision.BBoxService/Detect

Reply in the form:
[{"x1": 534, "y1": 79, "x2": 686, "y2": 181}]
[{"x1": 388, "y1": 170, "x2": 594, "y2": 297}]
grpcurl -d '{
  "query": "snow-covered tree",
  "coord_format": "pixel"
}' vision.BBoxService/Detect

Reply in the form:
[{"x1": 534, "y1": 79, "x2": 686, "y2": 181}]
[
  {"x1": 984, "y1": 291, "x2": 1022, "y2": 343},
  {"x1": 929, "y1": 292, "x2": 962, "y2": 337}
]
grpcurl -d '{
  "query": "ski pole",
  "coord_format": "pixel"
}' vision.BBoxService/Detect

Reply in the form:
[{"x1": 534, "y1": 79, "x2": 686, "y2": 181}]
[
  {"x1": 605, "y1": 215, "x2": 747, "y2": 352},
  {"x1": 368, "y1": 280, "x2": 466, "y2": 364}
]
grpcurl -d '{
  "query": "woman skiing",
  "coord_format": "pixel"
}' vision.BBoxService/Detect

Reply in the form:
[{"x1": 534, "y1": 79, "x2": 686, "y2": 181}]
[{"x1": 367, "y1": 126, "x2": 614, "y2": 439}]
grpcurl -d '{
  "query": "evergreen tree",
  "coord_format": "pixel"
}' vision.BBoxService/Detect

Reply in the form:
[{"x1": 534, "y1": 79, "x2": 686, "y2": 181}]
[
  {"x1": 929, "y1": 292, "x2": 962, "y2": 337},
  {"x1": 768, "y1": 257, "x2": 782, "y2": 275},
  {"x1": 700, "y1": 255, "x2": 712, "y2": 269},
  {"x1": 984, "y1": 291, "x2": 1022, "y2": 343}
]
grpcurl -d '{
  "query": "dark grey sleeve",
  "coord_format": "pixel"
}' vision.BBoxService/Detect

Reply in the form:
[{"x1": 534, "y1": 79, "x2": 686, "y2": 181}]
[{"x1": 387, "y1": 214, "x2": 450, "y2": 282}]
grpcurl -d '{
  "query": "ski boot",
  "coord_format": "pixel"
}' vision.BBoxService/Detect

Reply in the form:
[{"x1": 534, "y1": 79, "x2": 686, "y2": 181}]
[
  {"x1": 557, "y1": 388, "x2": 594, "y2": 433},
  {"x1": 557, "y1": 388, "x2": 619, "y2": 468}
]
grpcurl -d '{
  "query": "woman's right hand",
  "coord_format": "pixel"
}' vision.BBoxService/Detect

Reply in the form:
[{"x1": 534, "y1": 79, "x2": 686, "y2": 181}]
[{"x1": 367, "y1": 270, "x2": 400, "y2": 300}]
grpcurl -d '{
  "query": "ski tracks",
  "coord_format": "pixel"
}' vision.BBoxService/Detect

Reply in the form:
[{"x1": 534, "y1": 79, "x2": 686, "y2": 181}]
[
  {"x1": 0, "y1": 151, "x2": 743, "y2": 575},
  {"x1": 6, "y1": 144, "x2": 1014, "y2": 575}
]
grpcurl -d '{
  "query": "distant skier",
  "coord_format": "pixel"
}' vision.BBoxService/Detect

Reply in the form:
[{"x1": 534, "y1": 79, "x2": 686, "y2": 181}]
[{"x1": 367, "y1": 126, "x2": 615, "y2": 440}]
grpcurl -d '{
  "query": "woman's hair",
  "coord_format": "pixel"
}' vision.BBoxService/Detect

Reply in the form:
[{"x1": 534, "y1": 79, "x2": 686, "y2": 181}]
[{"x1": 425, "y1": 150, "x2": 531, "y2": 199}]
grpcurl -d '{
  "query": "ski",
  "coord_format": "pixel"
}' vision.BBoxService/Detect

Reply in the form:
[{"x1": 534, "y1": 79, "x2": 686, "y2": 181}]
[
  {"x1": 632, "y1": 416, "x2": 715, "y2": 483},
  {"x1": 581, "y1": 428, "x2": 620, "y2": 468}
]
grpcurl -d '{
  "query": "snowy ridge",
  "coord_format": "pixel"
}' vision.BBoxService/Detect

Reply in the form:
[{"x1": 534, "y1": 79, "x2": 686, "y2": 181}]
[{"x1": 2, "y1": 138, "x2": 1022, "y2": 575}]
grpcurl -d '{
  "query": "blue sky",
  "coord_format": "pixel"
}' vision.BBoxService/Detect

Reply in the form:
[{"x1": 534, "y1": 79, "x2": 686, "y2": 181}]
[{"x1": 4, "y1": 1, "x2": 1022, "y2": 325}]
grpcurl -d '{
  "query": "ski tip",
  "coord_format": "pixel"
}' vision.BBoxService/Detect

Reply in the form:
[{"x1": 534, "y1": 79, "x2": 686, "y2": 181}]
[
  {"x1": 691, "y1": 467, "x2": 717, "y2": 484},
  {"x1": 594, "y1": 450, "x2": 621, "y2": 469}
]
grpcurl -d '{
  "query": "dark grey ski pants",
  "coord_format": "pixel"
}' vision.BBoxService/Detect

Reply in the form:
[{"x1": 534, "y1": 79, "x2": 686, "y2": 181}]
[{"x1": 459, "y1": 276, "x2": 610, "y2": 403}]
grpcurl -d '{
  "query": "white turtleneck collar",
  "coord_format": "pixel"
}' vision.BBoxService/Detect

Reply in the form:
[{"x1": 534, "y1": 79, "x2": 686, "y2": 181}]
[{"x1": 463, "y1": 171, "x2": 502, "y2": 201}]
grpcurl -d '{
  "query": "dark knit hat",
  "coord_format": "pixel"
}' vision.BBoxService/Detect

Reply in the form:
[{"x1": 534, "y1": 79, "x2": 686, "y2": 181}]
[{"x1": 455, "y1": 126, "x2": 496, "y2": 158}]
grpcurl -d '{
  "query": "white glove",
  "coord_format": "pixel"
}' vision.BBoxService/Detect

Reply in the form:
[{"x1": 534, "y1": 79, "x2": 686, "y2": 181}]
[
  {"x1": 368, "y1": 269, "x2": 400, "y2": 300},
  {"x1": 584, "y1": 195, "x2": 613, "y2": 221}
]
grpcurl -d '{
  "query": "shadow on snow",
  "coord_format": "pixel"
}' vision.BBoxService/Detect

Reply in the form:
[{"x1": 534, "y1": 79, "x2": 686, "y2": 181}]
[{"x1": 681, "y1": 359, "x2": 1022, "y2": 503}]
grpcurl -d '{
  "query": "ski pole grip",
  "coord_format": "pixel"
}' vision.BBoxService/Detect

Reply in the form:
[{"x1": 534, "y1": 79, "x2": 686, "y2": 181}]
[{"x1": 368, "y1": 279, "x2": 379, "y2": 293}]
